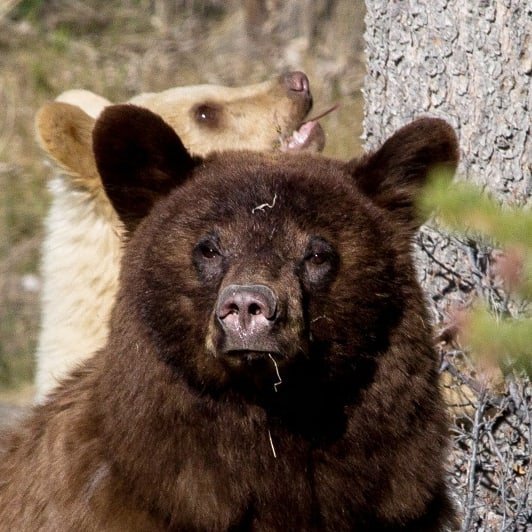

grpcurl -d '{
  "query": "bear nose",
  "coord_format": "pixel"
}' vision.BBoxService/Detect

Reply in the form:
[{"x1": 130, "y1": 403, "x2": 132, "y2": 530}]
[
  {"x1": 284, "y1": 71, "x2": 310, "y2": 94},
  {"x1": 216, "y1": 284, "x2": 278, "y2": 335}
]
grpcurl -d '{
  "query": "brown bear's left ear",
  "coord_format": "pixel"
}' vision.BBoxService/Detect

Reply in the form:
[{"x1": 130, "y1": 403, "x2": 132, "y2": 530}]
[
  {"x1": 346, "y1": 117, "x2": 459, "y2": 230},
  {"x1": 93, "y1": 104, "x2": 201, "y2": 232}
]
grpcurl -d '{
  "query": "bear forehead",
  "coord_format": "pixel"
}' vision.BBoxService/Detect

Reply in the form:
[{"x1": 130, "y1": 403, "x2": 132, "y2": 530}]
[
  {"x1": 150, "y1": 153, "x2": 371, "y2": 238},
  {"x1": 180, "y1": 152, "x2": 358, "y2": 215}
]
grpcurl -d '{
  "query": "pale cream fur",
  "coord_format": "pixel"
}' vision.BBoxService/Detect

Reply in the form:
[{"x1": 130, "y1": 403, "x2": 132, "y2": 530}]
[{"x1": 35, "y1": 76, "x2": 314, "y2": 401}]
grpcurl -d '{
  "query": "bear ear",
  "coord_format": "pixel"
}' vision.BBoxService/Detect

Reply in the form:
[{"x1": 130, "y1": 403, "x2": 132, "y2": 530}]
[
  {"x1": 36, "y1": 102, "x2": 100, "y2": 190},
  {"x1": 93, "y1": 104, "x2": 200, "y2": 232},
  {"x1": 55, "y1": 89, "x2": 111, "y2": 119},
  {"x1": 346, "y1": 117, "x2": 459, "y2": 230}
]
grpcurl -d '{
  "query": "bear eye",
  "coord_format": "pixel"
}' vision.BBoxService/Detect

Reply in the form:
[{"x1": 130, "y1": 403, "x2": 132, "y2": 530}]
[
  {"x1": 302, "y1": 237, "x2": 338, "y2": 287},
  {"x1": 198, "y1": 241, "x2": 220, "y2": 259},
  {"x1": 304, "y1": 239, "x2": 334, "y2": 267},
  {"x1": 192, "y1": 103, "x2": 221, "y2": 128},
  {"x1": 193, "y1": 237, "x2": 224, "y2": 283},
  {"x1": 308, "y1": 252, "x2": 328, "y2": 266}
]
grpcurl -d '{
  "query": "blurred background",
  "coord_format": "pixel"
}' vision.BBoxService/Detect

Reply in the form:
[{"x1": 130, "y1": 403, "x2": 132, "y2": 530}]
[{"x1": 0, "y1": 0, "x2": 366, "y2": 403}]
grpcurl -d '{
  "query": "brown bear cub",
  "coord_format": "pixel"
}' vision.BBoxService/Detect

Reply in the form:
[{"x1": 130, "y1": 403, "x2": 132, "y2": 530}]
[{"x1": 0, "y1": 106, "x2": 458, "y2": 531}]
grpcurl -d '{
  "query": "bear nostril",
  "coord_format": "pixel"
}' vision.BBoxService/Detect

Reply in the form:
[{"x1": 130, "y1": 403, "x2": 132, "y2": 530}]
[
  {"x1": 284, "y1": 71, "x2": 310, "y2": 94},
  {"x1": 248, "y1": 303, "x2": 262, "y2": 316},
  {"x1": 218, "y1": 301, "x2": 239, "y2": 320}
]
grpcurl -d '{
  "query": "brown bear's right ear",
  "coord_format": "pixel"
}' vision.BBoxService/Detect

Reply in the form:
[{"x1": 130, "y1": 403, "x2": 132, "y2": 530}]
[
  {"x1": 346, "y1": 117, "x2": 459, "y2": 231},
  {"x1": 93, "y1": 104, "x2": 200, "y2": 232}
]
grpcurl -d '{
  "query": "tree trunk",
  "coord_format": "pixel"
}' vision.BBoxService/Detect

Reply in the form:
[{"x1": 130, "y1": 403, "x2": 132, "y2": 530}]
[
  {"x1": 364, "y1": 1, "x2": 531, "y2": 529},
  {"x1": 364, "y1": 0, "x2": 530, "y2": 205},
  {"x1": 363, "y1": 0, "x2": 530, "y2": 323}
]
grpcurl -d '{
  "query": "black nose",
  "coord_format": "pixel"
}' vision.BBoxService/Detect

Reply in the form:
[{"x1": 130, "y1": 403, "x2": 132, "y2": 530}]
[
  {"x1": 283, "y1": 71, "x2": 310, "y2": 94},
  {"x1": 216, "y1": 284, "x2": 278, "y2": 336}
]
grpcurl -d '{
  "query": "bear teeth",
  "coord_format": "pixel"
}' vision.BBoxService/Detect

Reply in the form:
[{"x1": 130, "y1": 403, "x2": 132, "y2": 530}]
[{"x1": 281, "y1": 103, "x2": 337, "y2": 153}]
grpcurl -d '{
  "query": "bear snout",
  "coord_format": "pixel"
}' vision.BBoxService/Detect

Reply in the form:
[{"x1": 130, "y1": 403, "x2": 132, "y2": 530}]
[{"x1": 216, "y1": 284, "x2": 279, "y2": 354}]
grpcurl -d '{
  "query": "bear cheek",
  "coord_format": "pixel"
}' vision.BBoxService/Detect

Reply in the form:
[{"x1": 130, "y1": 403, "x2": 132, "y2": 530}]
[{"x1": 304, "y1": 274, "x2": 370, "y2": 352}]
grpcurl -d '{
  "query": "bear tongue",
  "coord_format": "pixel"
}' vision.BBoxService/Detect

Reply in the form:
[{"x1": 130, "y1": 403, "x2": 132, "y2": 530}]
[{"x1": 281, "y1": 120, "x2": 325, "y2": 153}]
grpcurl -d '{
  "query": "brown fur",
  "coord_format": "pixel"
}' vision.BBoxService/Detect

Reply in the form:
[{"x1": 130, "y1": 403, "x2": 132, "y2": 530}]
[{"x1": 0, "y1": 107, "x2": 459, "y2": 531}]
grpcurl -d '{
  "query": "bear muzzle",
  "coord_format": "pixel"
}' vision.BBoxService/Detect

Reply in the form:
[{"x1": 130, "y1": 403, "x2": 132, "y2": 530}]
[{"x1": 215, "y1": 284, "x2": 281, "y2": 357}]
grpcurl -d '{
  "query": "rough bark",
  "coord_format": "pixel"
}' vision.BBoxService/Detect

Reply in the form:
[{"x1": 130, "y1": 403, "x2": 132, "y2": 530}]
[
  {"x1": 364, "y1": 0, "x2": 530, "y2": 205},
  {"x1": 364, "y1": 2, "x2": 531, "y2": 529}
]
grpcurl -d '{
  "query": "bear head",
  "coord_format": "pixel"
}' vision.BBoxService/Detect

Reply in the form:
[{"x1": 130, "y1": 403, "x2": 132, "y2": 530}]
[
  {"x1": 93, "y1": 105, "x2": 458, "y2": 421},
  {"x1": 35, "y1": 72, "x2": 324, "y2": 196}
]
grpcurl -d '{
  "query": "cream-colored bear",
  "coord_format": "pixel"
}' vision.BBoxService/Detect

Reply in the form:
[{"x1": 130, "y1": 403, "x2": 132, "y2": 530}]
[{"x1": 35, "y1": 72, "x2": 325, "y2": 401}]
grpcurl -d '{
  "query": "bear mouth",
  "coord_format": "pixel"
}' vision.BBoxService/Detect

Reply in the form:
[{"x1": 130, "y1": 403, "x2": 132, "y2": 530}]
[
  {"x1": 281, "y1": 104, "x2": 339, "y2": 153},
  {"x1": 224, "y1": 349, "x2": 283, "y2": 363},
  {"x1": 222, "y1": 350, "x2": 285, "y2": 392}
]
